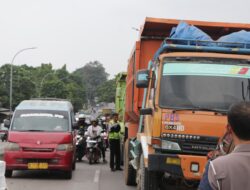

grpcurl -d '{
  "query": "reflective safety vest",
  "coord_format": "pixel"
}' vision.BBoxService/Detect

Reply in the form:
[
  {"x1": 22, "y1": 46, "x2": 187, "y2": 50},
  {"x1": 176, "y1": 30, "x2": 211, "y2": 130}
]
[{"x1": 108, "y1": 120, "x2": 120, "y2": 140}]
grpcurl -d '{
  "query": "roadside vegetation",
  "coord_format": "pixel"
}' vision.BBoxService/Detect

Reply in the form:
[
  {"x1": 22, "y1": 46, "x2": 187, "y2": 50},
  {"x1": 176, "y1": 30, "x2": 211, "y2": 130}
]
[{"x1": 0, "y1": 61, "x2": 116, "y2": 112}]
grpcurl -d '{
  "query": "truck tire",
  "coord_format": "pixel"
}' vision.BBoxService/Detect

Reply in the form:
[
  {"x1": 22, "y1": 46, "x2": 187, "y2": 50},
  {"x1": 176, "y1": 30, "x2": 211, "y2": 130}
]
[
  {"x1": 124, "y1": 139, "x2": 136, "y2": 186},
  {"x1": 138, "y1": 155, "x2": 159, "y2": 190},
  {"x1": 5, "y1": 169, "x2": 13, "y2": 178}
]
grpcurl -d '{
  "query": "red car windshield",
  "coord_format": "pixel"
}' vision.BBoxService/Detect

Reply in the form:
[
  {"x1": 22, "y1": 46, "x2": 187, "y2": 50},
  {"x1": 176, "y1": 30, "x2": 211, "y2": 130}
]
[{"x1": 11, "y1": 110, "x2": 69, "y2": 132}]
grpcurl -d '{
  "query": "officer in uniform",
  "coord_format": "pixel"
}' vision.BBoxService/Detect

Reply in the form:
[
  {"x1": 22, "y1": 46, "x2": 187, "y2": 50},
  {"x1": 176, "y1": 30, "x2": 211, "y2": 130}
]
[
  {"x1": 108, "y1": 113, "x2": 122, "y2": 171},
  {"x1": 199, "y1": 102, "x2": 250, "y2": 190}
]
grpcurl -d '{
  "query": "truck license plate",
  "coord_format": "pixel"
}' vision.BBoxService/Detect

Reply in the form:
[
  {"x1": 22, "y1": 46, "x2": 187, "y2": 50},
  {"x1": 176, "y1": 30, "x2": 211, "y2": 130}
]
[
  {"x1": 166, "y1": 157, "x2": 180, "y2": 165},
  {"x1": 28, "y1": 163, "x2": 48, "y2": 169}
]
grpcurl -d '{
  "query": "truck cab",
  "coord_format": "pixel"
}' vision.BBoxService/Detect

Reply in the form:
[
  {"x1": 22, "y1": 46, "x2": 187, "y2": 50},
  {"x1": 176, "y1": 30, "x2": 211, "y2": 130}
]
[
  {"x1": 139, "y1": 48, "x2": 250, "y2": 180},
  {"x1": 124, "y1": 18, "x2": 250, "y2": 190}
]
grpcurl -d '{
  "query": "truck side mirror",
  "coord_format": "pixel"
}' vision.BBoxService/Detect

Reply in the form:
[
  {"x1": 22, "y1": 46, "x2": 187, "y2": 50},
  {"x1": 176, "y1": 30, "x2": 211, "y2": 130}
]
[
  {"x1": 3, "y1": 119, "x2": 10, "y2": 128},
  {"x1": 136, "y1": 69, "x2": 149, "y2": 88},
  {"x1": 140, "y1": 108, "x2": 153, "y2": 115}
]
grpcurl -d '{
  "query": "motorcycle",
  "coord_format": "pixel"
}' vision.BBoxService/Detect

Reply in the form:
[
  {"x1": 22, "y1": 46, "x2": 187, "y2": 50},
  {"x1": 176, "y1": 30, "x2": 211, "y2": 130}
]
[
  {"x1": 86, "y1": 136, "x2": 101, "y2": 164},
  {"x1": 75, "y1": 129, "x2": 87, "y2": 161},
  {"x1": 101, "y1": 131, "x2": 108, "y2": 150}
]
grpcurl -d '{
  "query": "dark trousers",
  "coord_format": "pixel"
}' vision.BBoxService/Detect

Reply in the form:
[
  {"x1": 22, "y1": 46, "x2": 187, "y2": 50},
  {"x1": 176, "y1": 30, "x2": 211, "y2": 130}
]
[{"x1": 109, "y1": 139, "x2": 120, "y2": 169}]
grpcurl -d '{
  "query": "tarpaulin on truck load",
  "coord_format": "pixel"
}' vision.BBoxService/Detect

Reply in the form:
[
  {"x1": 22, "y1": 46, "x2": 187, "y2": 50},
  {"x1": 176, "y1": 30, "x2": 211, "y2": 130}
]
[
  {"x1": 217, "y1": 30, "x2": 250, "y2": 48},
  {"x1": 170, "y1": 21, "x2": 250, "y2": 48},
  {"x1": 170, "y1": 21, "x2": 213, "y2": 44}
]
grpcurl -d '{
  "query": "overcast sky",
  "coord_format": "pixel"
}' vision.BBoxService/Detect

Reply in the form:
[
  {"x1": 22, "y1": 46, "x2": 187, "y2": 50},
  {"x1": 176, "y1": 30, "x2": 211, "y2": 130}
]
[{"x1": 0, "y1": 0, "x2": 249, "y2": 78}]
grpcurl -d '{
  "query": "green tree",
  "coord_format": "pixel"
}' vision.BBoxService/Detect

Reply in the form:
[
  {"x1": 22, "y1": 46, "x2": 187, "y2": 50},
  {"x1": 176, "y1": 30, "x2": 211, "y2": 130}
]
[
  {"x1": 74, "y1": 61, "x2": 108, "y2": 105},
  {"x1": 0, "y1": 60, "x2": 113, "y2": 112},
  {"x1": 0, "y1": 64, "x2": 11, "y2": 108},
  {"x1": 65, "y1": 82, "x2": 85, "y2": 112},
  {"x1": 40, "y1": 80, "x2": 67, "y2": 98},
  {"x1": 96, "y1": 79, "x2": 116, "y2": 103}
]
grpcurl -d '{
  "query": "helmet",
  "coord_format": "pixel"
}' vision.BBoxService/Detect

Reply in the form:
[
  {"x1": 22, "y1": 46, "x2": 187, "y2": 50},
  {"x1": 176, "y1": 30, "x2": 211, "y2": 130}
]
[{"x1": 78, "y1": 114, "x2": 86, "y2": 120}]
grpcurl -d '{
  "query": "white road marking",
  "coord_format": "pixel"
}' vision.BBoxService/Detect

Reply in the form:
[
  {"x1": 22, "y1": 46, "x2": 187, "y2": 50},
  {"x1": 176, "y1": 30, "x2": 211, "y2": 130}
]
[{"x1": 93, "y1": 170, "x2": 100, "y2": 183}]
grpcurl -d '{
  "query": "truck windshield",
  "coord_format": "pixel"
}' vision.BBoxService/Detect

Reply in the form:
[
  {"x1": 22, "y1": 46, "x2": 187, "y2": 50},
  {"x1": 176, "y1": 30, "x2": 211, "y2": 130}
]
[
  {"x1": 159, "y1": 61, "x2": 250, "y2": 111},
  {"x1": 11, "y1": 110, "x2": 69, "y2": 132}
]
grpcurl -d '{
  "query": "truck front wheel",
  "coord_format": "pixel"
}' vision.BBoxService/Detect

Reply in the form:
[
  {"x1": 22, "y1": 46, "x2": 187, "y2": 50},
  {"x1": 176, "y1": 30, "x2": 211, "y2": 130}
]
[
  {"x1": 137, "y1": 155, "x2": 159, "y2": 190},
  {"x1": 124, "y1": 139, "x2": 136, "y2": 186}
]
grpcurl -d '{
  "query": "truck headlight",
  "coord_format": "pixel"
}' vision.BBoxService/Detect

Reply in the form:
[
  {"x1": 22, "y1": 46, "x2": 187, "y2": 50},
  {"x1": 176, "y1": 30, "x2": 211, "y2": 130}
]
[
  {"x1": 161, "y1": 140, "x2": 181, "y2": 151},
  {"x1": 56, "y1": 144, "x2": 73, "y2": 152},
  {"x1": 5, "y1": 142, "x2": 20, "y2": 151}
]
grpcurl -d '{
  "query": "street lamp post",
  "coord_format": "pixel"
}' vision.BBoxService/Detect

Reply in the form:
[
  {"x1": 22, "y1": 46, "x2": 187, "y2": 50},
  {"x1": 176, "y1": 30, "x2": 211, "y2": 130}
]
[{"x1": 9, "y1": 47, "x2": 37, "y2": 115}]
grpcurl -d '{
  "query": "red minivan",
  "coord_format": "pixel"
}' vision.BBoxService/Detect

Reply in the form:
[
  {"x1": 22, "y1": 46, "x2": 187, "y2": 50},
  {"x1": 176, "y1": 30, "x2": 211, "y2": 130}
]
[{"x1": 4, "y1": 99, "x2": 77, "y2": 179}]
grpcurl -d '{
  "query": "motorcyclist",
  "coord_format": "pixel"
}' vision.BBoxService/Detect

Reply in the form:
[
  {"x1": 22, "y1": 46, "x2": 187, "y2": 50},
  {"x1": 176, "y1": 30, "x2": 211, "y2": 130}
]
[
  {"x1": 78, "y1": 115, "x2": 88, "y2": 132},
  {"x1": 99, "y1": 116, "x2": 107, "y2": 131},
  {"x1": 86, "y1": 119, "x2": 106, "y2": 163}
]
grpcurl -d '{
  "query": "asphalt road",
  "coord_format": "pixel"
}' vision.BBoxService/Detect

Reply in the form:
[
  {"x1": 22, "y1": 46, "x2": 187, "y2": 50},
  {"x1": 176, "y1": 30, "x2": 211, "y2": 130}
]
[
  {"x1": 4, "y1": 150, "x2": 136, "y2": 190},
  {"x1": 0, "y1": 143, "x2": 195, "y2": 190}
]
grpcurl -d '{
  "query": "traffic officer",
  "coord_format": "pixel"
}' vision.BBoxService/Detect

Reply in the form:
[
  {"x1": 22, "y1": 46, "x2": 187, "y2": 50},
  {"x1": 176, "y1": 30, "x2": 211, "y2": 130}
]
[{"x1": 108, "y1": 113, "x2": 122, "y2": 171}]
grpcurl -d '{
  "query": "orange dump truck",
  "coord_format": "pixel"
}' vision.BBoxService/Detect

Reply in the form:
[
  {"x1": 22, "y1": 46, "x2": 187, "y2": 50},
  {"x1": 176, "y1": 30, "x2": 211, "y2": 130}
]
[{"x1": 124, "y1": 17, "x2": 250, "y2": 189}]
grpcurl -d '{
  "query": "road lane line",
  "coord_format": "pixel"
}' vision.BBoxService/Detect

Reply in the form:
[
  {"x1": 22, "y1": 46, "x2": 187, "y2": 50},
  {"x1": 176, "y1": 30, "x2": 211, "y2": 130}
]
[{"x1": 93, "y1": 170, "x2": 100, "y2": 183}]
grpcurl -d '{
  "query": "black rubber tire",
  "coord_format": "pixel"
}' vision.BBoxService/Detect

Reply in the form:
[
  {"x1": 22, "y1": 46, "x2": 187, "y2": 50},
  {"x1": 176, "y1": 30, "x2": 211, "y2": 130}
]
[
  {"x1": 124, "y1": 139, "x2": 136, "y2": 186},
  {"x1": 77, "y1": 155, "x2": 82, "y2": 162},
  {"x1": 72, "y1": 160, "x2": 76, "y2": 171},
  {"x1": 64, "y1": 169, "x2": 72, "y2": 179},
  {"x1": 138, "y1": 155, "x2": 159, "y2": 190},
  {"x1": 76, "y1": 150, "x2": 83, "y2": 161},
  {"x1": 5, "y1": 169, "x2": 13, "y2": 178},
  {"x1": 89, "y1": 152, "x2": 94, "y2": 165}
]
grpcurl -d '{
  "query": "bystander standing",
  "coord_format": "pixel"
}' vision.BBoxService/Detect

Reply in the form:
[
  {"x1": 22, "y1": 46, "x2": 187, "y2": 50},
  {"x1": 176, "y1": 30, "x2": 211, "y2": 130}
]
[{"x1": 199, "y1": 102, "x2": 250, "y2": 190}]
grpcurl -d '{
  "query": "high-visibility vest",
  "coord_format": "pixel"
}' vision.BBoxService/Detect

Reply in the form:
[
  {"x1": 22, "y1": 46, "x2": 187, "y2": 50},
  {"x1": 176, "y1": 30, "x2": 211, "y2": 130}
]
[{"x1": 108, "y1": 120, "x2": 120, "y2": 140}]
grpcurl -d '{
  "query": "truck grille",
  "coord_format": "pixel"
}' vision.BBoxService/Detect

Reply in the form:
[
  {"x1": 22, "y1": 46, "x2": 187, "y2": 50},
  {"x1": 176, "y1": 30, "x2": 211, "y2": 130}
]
[
  {"x1": 181, "y1": 141, "x2": 218, "y2": 155},
  {"x1": 162, "y1": 133, "x2": 219, "y2": 155}
]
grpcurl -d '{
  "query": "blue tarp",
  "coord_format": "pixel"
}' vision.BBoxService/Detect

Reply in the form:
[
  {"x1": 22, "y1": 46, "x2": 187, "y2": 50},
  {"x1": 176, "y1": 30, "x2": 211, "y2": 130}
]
[
  {"x1": 170, "y1": 21, "x2": 250, "y2": 48},
  {"x1": 217, "y1": 30, "x2": 250, "y2": 48},
  {"x1": 170, "y1": 21, "x2": 213, "y2": 44}
]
